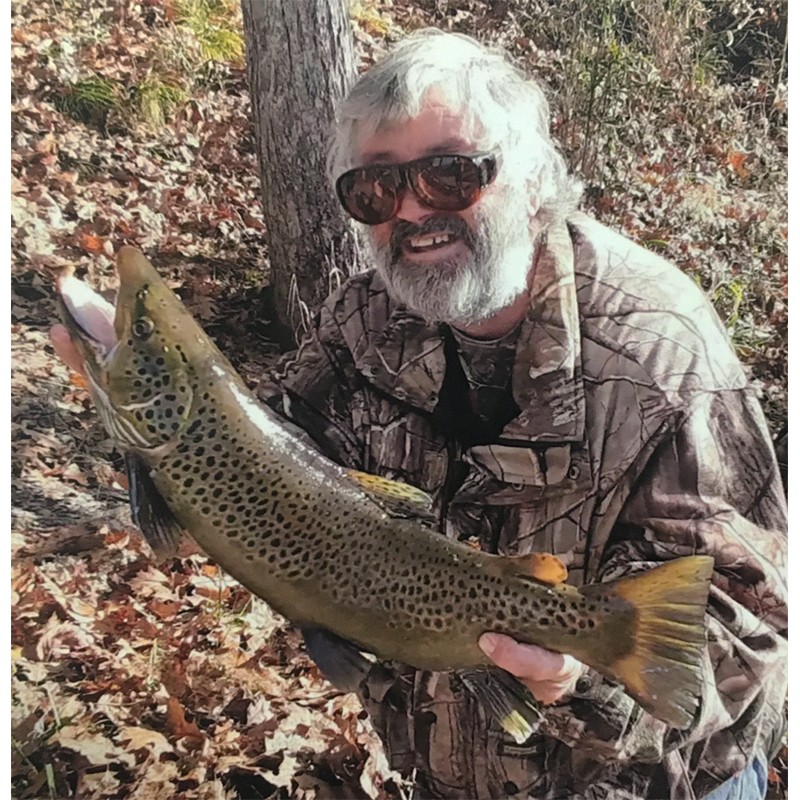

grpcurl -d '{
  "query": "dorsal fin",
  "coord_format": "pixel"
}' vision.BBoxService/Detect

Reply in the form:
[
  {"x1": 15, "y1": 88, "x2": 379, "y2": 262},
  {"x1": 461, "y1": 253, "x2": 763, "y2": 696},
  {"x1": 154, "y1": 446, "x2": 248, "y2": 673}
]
[
  {"x1": 345, "y1": 469, "x2": 436, "y2": 524},
  {"x1": 501, "y1": 552, "x2": 568, "y2": 586}
]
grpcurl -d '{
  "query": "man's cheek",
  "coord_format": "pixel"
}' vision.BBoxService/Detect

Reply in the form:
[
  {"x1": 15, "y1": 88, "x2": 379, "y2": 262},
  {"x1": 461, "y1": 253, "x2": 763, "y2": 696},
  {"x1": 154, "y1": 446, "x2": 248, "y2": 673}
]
[{"x1": 369, "y1": 224, "x2": 393, "y2": 251}]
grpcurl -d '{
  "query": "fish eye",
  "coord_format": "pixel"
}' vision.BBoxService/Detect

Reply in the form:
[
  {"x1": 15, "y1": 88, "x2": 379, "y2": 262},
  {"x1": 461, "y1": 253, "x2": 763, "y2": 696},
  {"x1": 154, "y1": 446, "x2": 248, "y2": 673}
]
[{"x1": 132, "y1": 316, "x2": 155, "y2": 340}]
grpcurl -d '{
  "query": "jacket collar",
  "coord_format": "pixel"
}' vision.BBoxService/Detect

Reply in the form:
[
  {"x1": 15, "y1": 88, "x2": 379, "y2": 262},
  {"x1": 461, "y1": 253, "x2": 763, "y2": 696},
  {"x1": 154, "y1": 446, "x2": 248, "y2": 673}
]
[{"x1": 353, "y1": 218, "x2": 586, "y2": 443}]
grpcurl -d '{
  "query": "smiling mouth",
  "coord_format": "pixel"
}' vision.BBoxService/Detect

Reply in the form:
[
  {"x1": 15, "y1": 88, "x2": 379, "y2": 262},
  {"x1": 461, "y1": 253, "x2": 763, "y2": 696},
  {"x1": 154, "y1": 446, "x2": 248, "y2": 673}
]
[{"x1": 404, "y1": 232, "x2": 461, "y2": 252}]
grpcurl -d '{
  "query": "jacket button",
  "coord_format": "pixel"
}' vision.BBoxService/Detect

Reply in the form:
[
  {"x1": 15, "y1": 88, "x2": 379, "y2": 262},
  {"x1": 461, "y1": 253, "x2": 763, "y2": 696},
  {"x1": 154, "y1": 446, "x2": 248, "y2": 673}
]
[{"x1": 575, "y1": 675, "x2": 593, "y2": 694}]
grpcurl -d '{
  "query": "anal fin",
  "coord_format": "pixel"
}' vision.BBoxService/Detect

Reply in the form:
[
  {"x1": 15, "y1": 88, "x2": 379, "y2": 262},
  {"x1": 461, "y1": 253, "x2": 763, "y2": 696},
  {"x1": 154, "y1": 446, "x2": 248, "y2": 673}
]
[
  {"x1": 125, "y1": 453, "x2": 184, "y2": 558},
  {"x1": 458, "y1": 668, "x2": 543, "y2": 744}
]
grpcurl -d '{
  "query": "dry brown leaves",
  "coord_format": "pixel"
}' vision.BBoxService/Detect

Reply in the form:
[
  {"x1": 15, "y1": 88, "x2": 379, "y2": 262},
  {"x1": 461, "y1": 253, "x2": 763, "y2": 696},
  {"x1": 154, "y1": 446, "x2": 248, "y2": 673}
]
[
  {"x1": 10, "y1": 0, "x2": 406, "y2": 796},
  {"x1": 11, "y1": 0, "x2": 786, "y2": 798},
  {"x1": 12, "y1": 517, "x2": 402, "y2": 799}
]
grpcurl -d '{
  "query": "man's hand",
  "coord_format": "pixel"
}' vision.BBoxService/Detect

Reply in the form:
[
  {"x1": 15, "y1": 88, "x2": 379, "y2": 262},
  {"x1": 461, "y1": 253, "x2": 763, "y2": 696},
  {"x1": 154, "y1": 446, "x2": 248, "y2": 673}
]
[
  {"x1": 479, "y1": 633, "x2": 585, "y2": 704},
  {"x1": 49, "y1": 324, "x2": 86, "y2": 376}
]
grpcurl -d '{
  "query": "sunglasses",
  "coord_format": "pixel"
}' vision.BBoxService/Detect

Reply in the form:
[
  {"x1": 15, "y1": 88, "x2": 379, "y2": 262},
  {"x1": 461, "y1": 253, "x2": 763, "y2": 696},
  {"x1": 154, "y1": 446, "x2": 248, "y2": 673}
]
[{"x1": 335, "y1": 152, "x2": 499, "y2": 225}]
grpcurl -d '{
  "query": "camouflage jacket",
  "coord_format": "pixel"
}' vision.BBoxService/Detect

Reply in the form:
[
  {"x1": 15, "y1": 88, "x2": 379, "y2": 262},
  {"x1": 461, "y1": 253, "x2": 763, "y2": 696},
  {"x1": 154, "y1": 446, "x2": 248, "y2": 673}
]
[{"x1": 257, "y1": 213, "x2": 787, "y2": 799}]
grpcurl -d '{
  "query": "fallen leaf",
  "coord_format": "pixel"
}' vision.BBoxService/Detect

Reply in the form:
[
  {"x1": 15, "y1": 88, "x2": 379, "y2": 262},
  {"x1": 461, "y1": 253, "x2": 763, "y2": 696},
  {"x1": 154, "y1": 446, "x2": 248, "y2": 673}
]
[
  {"x1": 165, "y1": 696, "x2": 203, "y2": 744},
  {"x1": 78, "y1": 232, "x2": 105, "y2": 254},
  {"x1": 149, "y1": 599, "x2": 182, "y2": 619},
  {"x1": 727, "y1": 150, "x2": 749, "y2": 179},
  {"x1": 61, "y1": 462, "x2": 89, "y2": 486},
  {"x1": 117, "y1": 725, "x2": 174, "y2": 758},
  {"x1": 52, "y1": 723, "x2": 136, "y2": 768}
]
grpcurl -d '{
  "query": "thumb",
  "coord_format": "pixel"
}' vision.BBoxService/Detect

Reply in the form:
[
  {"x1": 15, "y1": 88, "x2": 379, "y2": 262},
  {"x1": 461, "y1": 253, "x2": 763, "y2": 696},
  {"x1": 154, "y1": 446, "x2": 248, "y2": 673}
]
[
  {"x1": 50, "y1": 324, "x2": 86, "y2": 376},
  {"x1": 479, "y1": 633, "x2": 565, "y2": 679}
]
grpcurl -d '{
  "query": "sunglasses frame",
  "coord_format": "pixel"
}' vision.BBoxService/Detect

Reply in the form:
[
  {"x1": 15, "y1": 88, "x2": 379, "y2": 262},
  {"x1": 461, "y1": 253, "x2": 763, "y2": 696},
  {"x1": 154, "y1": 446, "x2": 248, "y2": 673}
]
[{"x1": 335, "y1": 152, "x2": 499, "y2": 225}]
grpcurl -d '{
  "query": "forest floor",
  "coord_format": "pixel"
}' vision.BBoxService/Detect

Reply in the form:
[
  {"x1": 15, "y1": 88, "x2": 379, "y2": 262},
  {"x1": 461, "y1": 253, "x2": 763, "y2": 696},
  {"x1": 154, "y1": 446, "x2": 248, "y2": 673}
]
[{"x1": 11, "y1": 0, "x2": 787, "y2": 797}]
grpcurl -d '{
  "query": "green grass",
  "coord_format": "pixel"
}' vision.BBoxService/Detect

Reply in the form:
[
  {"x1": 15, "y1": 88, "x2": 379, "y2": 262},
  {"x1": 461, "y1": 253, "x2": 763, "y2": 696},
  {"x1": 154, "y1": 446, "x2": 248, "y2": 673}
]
[
  {"x1": 135, "y1": 75, "x2": 188, "y2": 129},
  {"x1": 174, "y1": 0, "x2": 244, "y2": 65},
  {"x1": 55, "y1": 76, "x2": 121, "y2": 126}
]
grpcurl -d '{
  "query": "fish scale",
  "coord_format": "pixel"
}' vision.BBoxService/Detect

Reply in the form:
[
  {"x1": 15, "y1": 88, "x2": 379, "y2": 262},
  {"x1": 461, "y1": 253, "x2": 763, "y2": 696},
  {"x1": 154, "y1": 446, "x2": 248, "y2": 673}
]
[{"x1": 57, "y1": 246, "x2": 715, "y2": 731}]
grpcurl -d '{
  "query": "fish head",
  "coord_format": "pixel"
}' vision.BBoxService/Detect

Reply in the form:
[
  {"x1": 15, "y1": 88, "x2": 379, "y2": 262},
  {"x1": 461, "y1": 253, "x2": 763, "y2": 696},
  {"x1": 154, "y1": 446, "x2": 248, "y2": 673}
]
[{"x1": 58, "y1": 246, "x2": 204, "y2": 450}]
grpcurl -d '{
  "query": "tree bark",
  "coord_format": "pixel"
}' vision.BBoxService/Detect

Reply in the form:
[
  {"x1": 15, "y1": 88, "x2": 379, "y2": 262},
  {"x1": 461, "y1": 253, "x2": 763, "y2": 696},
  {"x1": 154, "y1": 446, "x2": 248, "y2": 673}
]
[{"x1": 241, "y1": 0, "x2": 366, "y2": 344}]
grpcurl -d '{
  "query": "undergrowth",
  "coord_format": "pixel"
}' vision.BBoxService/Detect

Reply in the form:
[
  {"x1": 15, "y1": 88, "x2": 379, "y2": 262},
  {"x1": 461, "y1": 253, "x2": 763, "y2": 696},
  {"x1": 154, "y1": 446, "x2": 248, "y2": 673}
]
[
  {"x1": 54, "y1": 0, "x2": 244, "y2": 132},
  {"x1": 510, "y1": 0, "x2": 786, "y2": 425}
]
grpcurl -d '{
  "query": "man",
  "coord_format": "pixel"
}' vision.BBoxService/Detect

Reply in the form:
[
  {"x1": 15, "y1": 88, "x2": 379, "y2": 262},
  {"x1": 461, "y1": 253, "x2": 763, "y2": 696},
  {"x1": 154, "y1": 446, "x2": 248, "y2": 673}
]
[{"x1": 53, "y1": 29, "x2": 786, "y2": 800}]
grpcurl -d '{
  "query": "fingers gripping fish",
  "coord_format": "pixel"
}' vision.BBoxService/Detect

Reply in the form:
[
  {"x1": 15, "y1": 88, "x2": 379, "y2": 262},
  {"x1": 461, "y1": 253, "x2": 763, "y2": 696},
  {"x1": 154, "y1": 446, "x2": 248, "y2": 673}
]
[{"x1": 57, "y1": 246, "x2": 715, "y2": 735}]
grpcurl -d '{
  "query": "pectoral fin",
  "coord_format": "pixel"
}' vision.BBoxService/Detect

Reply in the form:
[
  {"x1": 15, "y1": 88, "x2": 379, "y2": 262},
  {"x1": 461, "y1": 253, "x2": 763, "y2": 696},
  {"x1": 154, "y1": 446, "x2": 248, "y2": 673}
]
[
  {"x1": 345, "y1": 469, "x2": 436, "y2": 524},
  {"x1": 125, "y1": 453, "x2": 184, "y2": 558}
]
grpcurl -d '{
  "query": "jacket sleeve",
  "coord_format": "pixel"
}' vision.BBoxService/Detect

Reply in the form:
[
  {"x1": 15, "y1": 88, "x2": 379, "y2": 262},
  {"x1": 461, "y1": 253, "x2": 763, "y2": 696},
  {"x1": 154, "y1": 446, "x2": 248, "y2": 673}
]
[
  {"x1": 255, "y1": 302, "x2": 368, "y2": 471},
  {"x1": 537, "y1": 388, "x2": 788, "y2": 764}
]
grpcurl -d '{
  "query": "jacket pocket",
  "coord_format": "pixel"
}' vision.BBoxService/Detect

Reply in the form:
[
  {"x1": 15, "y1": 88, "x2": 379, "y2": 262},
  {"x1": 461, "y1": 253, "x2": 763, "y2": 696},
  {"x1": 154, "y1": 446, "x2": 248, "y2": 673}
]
[
  {"x1": 486, "y1": 728, "x2": 548, "y2": 797},
  {"x1": 359, "y1": 664, "x2": 416, "y2": 774}
]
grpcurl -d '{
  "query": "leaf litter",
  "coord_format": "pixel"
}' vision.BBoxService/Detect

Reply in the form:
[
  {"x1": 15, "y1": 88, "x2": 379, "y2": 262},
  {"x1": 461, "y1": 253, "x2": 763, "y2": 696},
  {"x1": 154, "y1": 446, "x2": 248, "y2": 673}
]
[{"x1": 11, "y1": 0, "x2": 786, "y2": 797}]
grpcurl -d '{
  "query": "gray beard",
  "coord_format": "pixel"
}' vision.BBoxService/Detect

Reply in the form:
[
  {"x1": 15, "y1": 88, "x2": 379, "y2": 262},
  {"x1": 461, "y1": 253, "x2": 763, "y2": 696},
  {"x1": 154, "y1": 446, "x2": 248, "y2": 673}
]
[{"x1": 371, "y1": 203, "x2": 535, "y2": 326}]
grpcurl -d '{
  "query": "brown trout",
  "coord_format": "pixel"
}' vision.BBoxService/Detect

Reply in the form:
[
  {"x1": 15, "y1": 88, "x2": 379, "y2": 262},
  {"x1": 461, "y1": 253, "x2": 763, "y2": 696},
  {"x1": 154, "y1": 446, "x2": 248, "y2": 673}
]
[{"x1": 57, "y1": 246, "x2": 714, "y2": 731}]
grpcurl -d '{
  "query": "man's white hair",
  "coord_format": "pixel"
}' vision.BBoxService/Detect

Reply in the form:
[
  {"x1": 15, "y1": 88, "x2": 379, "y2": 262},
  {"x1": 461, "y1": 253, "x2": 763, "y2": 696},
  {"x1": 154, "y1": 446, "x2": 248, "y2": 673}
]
[{"x1": 328, "y1": 29, "x2": 583, "y2": 223}]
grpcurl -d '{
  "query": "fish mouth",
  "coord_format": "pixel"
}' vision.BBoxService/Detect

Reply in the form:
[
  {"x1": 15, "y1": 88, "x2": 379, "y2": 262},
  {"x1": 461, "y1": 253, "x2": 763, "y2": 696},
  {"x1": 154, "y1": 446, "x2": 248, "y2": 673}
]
[
  {"x1": 55, "y1": 260, "x2": 183, "y2": 452},
  {"x1": 56, "y1": 271, "x2": 149, "y2": 448},
  {"x1": 56, "y1": 271, "x2": 119, "y2": 371}
]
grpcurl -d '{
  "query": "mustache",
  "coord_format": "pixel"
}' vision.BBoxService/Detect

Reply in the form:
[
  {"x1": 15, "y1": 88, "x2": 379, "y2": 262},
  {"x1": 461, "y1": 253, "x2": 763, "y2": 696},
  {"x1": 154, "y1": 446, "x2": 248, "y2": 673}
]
[{"x1": 389, "y1": 215, "x2": 476, "y2": 259}]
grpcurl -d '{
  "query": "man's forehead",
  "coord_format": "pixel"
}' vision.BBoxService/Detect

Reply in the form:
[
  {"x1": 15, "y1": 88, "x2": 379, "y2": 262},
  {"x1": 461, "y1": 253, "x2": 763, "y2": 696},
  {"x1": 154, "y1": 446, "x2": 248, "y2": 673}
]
[
  {"x1": 354, "y1": 95, "x2": 482, "y2": 165},
  {"x1": 362, "y1": 136, "x2": 474, "y2": 165}
]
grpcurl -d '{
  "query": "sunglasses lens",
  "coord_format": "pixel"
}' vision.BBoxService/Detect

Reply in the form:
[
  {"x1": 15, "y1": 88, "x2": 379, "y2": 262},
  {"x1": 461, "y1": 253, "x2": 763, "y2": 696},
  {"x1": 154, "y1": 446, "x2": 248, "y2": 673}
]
[
  {"x1": 412, "y1": 156, "x2": 482, "y2": 210},
  {"x1": 337, "y1": 155, "x2": 494, "y2": 223},
  {"x1": 337, "y1": 168, "x2": 399, "y2": 225}
]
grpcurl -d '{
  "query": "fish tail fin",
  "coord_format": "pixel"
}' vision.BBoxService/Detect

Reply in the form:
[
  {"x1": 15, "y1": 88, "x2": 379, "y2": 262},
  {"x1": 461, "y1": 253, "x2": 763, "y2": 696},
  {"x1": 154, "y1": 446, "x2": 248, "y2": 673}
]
[
  {"x1": 458, "y1": 668, "x2": 542, "y2": 744},
  {"x1": 595, "y1": 555, "x2": 714, "y2": 730}
]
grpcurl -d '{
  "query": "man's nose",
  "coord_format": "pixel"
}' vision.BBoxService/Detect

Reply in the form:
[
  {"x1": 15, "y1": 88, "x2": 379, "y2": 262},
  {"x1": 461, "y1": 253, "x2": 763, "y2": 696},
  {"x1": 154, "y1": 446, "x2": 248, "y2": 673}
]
[{"x1": 392, "y1": 186, "x2": 432, "y2": 224}]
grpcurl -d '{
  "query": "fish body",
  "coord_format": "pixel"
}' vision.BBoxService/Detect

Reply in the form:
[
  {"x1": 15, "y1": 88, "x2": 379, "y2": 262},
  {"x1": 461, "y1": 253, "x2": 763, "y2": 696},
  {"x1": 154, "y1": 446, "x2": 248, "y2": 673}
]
[{"x1": 57, "y1": 247, "x2": 714, "y2": 730}]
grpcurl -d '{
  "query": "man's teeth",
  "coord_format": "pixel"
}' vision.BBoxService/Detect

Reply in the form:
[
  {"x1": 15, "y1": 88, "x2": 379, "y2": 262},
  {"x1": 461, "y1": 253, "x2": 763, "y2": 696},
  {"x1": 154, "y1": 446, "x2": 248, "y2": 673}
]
[{"x1": 408, "y1": 232, "x2": 456, "y2": 250}]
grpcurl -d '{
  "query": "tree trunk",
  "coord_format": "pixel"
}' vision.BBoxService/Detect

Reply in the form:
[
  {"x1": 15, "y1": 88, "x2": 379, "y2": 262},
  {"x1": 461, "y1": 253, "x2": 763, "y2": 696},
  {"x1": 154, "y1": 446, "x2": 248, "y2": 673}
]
[{"x1": 241, "y1": 0, "x2": 366, "y2": 346}]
